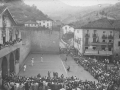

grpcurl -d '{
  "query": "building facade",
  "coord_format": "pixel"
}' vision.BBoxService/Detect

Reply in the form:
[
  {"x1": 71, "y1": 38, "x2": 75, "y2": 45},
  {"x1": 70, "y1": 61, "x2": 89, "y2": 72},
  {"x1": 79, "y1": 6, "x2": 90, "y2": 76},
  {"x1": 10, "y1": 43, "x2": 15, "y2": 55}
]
[
  {"x1": 36, "y1": 20, "x2": 53, "y2": 29},
  {"x1": 0, "y1": 6, "x2": 32, "y2": 82},
  {"x1": 74, "y1": 18, "x2": 120, "y2": 61},
  {"x1": 62, "y1": 25, "x2": 74, "y2": 34}
]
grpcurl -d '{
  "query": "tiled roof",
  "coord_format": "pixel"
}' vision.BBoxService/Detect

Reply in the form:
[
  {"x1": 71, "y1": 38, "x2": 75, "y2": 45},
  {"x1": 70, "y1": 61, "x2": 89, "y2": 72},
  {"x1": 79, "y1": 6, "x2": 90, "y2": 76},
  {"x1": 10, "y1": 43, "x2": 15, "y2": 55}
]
[{"x1": 81, "y1": 18, "x2": 115, "y2": 30}]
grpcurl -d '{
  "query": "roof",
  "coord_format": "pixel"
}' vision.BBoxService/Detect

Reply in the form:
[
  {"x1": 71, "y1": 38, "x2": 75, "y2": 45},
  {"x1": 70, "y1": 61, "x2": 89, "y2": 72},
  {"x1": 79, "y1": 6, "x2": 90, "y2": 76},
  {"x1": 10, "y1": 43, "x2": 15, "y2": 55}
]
[
  {"x1": 38, "y1": 17, "x2": 53, "y2": 21},
  {"x1": 0, "y1": 5, "x2": 7, "y2": 14},
  {"x1": 25, "y1": 20, "x2": 37, "y2": 24},
  {"x1": 81, "y1": 18, "x2": 115, "y2": 30},
  {"x1": 113, "y1": 20, "x2": 120, "y2": 30},
  {"x1": 0, "y1": 5, "x2": 17, "y2": 25},
  {"x1": 62, "y1": 24, "x2": 74, "y2": 28}
]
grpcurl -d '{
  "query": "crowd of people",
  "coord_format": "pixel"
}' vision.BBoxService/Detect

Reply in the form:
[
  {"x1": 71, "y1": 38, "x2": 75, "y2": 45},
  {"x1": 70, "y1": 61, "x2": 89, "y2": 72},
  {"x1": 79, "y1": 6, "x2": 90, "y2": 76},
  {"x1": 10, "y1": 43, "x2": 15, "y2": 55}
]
[
  {"x1": 2, "y1": 72, "x2": 111, "y2": 90},
  {"x1": 0, "y1": 38, "x2": 22, "y2": 50},
  {"x1": 73, "y1": 55, "x2": 120, "y2": 90},
  {"x1": 2, "y1": 48, "x2": 120, "y2": 90}
]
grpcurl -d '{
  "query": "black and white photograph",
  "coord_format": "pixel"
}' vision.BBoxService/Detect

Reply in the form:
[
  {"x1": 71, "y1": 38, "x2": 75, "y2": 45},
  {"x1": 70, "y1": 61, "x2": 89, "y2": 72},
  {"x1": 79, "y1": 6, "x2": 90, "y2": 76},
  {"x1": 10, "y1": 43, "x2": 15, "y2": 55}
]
[{"x1": 0, "y1": 0, "x2": 120, "y2": 90}]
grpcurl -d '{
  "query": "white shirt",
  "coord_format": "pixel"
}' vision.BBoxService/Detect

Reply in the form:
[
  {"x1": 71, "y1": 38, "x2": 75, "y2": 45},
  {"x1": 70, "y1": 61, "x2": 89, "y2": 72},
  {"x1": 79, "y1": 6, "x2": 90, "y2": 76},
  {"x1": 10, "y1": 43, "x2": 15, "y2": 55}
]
[{"x1": 24, "y1": 65, "x2": 26, "y2": 68}]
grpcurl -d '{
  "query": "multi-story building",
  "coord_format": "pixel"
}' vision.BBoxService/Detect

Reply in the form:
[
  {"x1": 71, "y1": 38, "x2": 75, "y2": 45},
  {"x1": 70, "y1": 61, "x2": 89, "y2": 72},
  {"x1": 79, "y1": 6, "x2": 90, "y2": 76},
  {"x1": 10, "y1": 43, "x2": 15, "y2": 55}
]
[
  {"x1": 36, "y1": 19, "x2": 53, "y2": 29},
  {"x1": 74, "y1": 18, "x2": 119, "y2": 61},
  {"x1": 0, "y1": 6, "x2": 31, "y2": 81}
]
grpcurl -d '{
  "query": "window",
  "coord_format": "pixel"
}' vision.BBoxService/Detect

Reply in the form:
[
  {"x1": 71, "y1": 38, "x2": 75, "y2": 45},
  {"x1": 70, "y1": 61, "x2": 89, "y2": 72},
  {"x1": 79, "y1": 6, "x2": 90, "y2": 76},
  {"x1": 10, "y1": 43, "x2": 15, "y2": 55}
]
[
  {"x1": 119, "y1": 34, "x2": 120, "y2": 39},
  {"x1": 94, "y1": 30, "x2": 96, "y2": 32},
  {"x1": 102, "y1": 40, "x2": 105, "y2": 42},
  {"x1": 116, "y1": 54, "x2": 118, "y2": 56},
  {"x1": 103, "y1": 31, "x2": 105, "y2": 33},
  {"x1": 118, "y1": 41, "x2": 120, "y2": 46},
  {"x1": 93, "y1": 47, "x2": 96, "y2": 50},
  {"x1": 47, "y1": 23, "x2": 49, "y2": 27},
  {"x1": 102, "y1": 47, "x2": 105, "y2": 51},
  {"x1": 77, "y1": 30, "x2": 79, "y2": 33},
  {"x1": 109, "y1": 40, "x2": 112, "y2": 43},
  {"x1": 108, "y1": 48, "x2": 111, "y2": 51},
  {"x1": 85, "y1": 47, "x2": 88, "y2": 49}
]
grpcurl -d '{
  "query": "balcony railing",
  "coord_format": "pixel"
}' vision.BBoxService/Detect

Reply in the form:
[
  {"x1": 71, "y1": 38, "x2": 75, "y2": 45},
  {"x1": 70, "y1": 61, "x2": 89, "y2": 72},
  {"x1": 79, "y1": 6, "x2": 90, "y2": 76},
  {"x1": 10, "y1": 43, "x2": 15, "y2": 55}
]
[
  {"x1": 0, "y1": 38, "x2": 22, "y2": 50},
  {"x1": 99, "y1": 51, "x2": 112, "y2": 55},
  {"x1": 84, "y1": 49, "x2": 113, "y2": 56},
  {"x1": 84, "y1": 49, "x2": 98, "y2": 55}
]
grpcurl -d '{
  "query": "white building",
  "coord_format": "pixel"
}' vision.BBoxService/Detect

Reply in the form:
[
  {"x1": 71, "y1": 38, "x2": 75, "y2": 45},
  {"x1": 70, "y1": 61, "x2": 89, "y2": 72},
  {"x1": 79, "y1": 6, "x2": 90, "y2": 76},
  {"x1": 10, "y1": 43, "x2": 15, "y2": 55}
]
[
  {"x1": 36, "y1": 20, "x2": 53, "y2": 29},
  {"x1": 62, "y1": 25, "x2": 74, "y2": 34},
  {"x1": 74, "y1": 29, "x2": 84, "y2": 55},
  {"x1": 25, "y1": 21, "x2": 39, "y2": 27}
]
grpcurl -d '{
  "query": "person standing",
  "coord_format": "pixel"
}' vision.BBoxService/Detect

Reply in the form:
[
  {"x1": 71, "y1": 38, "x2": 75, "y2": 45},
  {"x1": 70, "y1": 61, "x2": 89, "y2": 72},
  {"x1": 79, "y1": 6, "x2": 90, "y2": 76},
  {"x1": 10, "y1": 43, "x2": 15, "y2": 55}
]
[
  {"x1": 24, "y1": 64, "x2": 26, "y2": 72},
  {"x1": 41, "y1": 56, "x2": 43, "y2": 62},
  {"x1": 31, "y1": 58, "x2": 34, "y2": 66},
  {"x1": 48, "y1": 71, "x2": 51, "y2": 78}
]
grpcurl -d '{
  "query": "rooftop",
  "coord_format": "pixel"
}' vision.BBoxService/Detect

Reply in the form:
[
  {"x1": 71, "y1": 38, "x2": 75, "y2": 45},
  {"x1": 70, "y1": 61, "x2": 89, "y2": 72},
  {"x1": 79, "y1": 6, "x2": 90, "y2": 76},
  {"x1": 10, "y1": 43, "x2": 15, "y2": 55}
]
[
  {"x1": 0, "y1": 5, "x2": 7, "y2": 14},
  {"x1": 81, "y1": 18, "x2": 115, "y2": 30}
]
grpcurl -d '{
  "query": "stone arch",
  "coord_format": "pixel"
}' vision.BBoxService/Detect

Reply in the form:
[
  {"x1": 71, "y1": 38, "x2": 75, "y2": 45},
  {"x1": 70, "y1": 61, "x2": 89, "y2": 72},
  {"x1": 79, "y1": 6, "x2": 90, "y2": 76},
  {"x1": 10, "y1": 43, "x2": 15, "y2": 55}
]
[
  {"x1": 15, "y1": 48, "x2": 20, "y2": 63},
  {"x1": 9, "y1": 52, "x2": 15, "y2": 74},
  {"x1": 2, "y1": 56, "x2": 8, "y2": 79}
]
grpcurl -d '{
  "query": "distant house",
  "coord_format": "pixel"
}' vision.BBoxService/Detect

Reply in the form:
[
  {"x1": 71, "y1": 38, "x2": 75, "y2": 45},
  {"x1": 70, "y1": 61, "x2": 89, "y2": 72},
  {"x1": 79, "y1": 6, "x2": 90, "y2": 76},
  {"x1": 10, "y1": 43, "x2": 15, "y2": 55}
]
[
  {"x1": 36, "y1": 18, "x2": 53, "y2": 29},
  {"x1": 25, "y1": 20, "x2": 39, "y2": 27},
  {"x1": 62, "y1": 24, "x2": 74, "y2": 34}
]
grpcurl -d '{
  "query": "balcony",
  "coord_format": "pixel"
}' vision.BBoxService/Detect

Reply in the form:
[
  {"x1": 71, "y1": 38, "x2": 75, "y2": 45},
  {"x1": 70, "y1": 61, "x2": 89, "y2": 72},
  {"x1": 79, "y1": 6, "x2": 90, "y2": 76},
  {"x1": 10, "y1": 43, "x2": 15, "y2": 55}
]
[
  {"x1": 99, "y1": 51, "x2": 112, "y2": 56},
  {"x1": 89, "y1": 42, "x2": 113, "y2": 46},
  {"x1": 0, "y1": 39, "x2": 22, "y2": 58},
  {"x1": 84, "y1": 49, "x2": 98, "y2": 55}
]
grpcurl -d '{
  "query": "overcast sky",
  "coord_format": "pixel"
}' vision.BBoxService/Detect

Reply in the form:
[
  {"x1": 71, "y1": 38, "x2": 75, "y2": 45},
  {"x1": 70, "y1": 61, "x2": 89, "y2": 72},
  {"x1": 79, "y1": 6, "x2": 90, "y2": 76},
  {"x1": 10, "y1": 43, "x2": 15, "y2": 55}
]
[
  {"x1": 24, "y1": 0, "x2": 119, "y2": 6},
  {"x1": 60, "y1": 0, "x2": 119, "y2": 6}
]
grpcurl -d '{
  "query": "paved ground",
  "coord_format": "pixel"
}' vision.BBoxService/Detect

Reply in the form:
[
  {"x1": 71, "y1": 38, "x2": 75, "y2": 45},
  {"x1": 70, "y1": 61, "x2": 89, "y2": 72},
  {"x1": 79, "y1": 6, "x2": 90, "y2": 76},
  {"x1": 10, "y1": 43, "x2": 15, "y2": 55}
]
[
  {"x1": 60, "y1": 54, "x2": 97, "y2": 83},
  {"x1": 18, "y1": 53, "x2": 67, "y2": 77},
  {"x1": 18, "y1": 53, "x2": 97, "y2": 83}
]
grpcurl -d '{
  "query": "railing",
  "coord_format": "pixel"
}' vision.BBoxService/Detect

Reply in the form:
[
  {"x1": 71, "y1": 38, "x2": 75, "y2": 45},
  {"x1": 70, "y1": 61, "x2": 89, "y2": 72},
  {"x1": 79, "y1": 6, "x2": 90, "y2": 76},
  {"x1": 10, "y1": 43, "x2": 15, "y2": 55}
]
[{"x1": 0, "y1": 38, "x2": 22, "y2": 50}]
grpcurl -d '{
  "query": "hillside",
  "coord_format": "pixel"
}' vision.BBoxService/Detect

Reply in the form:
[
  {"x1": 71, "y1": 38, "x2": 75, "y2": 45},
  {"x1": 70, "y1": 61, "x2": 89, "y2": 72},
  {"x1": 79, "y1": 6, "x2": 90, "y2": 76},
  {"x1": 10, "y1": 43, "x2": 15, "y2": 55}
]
[
  {"x1": 3, "y1": 1, "x2": 51, "y2": 24},
  {"x1": 70, "y1": 3, "x2": 120, "y2": 28}
]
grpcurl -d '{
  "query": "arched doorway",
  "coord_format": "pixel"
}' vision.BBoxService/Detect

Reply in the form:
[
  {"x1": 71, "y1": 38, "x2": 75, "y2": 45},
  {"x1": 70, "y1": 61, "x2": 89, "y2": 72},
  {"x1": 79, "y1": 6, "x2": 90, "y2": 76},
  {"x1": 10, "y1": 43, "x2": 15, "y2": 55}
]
[
  {"x1": 15, "y1": 49, "x2": 20, "y2": 63},
  {"x1": 9, "y1": 53, "x2": 15, "y2": 74},
  {"x1": 2, "y1": 56, "x2": 8, "y2": 79}
]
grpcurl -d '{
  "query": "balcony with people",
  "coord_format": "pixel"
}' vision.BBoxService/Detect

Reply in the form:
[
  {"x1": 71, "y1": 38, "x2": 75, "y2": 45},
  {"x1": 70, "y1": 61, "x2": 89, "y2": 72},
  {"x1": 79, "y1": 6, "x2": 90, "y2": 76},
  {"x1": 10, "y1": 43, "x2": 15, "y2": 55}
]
[{"x1": 84, "y1": 46, "x2": 99, "y2": 55}]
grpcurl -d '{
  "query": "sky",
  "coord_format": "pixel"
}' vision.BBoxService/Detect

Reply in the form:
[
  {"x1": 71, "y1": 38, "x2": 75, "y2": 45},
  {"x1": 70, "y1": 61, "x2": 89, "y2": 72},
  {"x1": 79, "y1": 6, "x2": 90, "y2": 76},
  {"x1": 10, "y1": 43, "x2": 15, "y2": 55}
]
[
  {"x1": 24, "y1": 0, "x2": 119, "y2": 6},
  {"x1": 60, "y1": 0, "x2": 119, "y2": 6}
]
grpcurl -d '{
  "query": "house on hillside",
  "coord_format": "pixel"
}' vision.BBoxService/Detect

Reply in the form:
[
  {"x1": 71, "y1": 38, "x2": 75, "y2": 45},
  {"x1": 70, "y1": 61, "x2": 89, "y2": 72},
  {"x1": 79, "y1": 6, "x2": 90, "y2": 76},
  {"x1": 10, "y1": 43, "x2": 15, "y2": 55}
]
[
  {"x1": 62, "y1": 24, "x2": 74, "y2": 34},
  {"x1": 36, "y1": 18, "x2": 53, "y2": 29},
  {"x1": 74, "y1": 18, "x2": 120, "y2": 62}
]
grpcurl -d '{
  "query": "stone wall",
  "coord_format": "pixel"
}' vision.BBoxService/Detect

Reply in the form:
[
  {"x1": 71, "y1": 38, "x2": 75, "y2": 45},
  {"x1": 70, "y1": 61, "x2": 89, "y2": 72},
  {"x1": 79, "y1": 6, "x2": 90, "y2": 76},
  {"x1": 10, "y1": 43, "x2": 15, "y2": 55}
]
[
  {"x1": 30, "y1": 30, "x2": 60, "y2": 53},
  {"x1": 19, "y1": 30, "x2": 31, "y2": 69}
]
